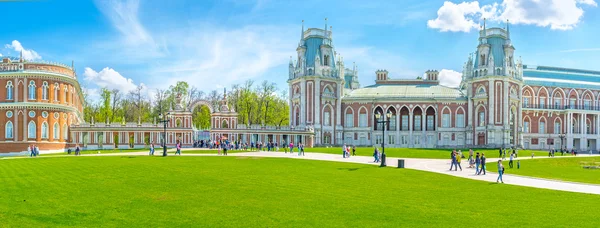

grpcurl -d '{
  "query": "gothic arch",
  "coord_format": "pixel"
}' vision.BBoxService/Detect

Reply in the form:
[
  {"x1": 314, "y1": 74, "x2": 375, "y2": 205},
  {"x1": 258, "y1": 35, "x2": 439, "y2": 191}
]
[
  {"x1": 189, "y1": 99, "x2": 215, "y2": 113},
  {"x1": 322, "y1": 84, "x2": 334, "y2": 94},
  {"x1": 537, "y1": 86, "x2": 549, "y2": 104},
  {"x1": 554, "y1": 117, "x2": 563, "y2": 134},
  {"x1": 582, "y1": 89, "x2": 595, "y2": 101},
  {"x1": 344, "y1": 106, "x2": 355, "y2": 127},
  {"x1": 523, "y1": 115, "x2": 531, "y2": 133},
  {"x1": 475, "y1": 104, "x2": 487, "y2": 126},
  {"x1": 476, "y1": 85, "x2": 487, "y2": 95},
  {"x1": 322, "y1": 103, "x2": 334, "y2": 126},
  {"x1": 441, "y1": 106, "x2": 452, "y2": 127},
  {"x1": 538, "y1": 116, "x2": 547, "y2": 133}
]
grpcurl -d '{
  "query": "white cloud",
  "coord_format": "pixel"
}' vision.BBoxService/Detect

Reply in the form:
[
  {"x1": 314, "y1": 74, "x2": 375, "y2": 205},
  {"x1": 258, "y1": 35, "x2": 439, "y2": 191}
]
[
  {"x1": 438, "y1": 69, "x2": 462, "y2": 88},
  {"x1": 500, "y1": 0, "x2": 597, "y2": 30},
  {"x1": 4, "y1": 40, "x2": 42, "y2": 60},
  {"x1": 0, "y1": 53, "x2": 3, "y2": 57},
  {"x1": 427, "y1": 1, "x2": 492, "y2": 32},
  {"x1": 94, "y1": 0, "x2": 166, "y2": 58},
  {"x1": 82, "y1": 67, "x2": 140, "y2": 92},
  {"x1": 428, "y1": 0, "x2": 597, "y2": 32}
]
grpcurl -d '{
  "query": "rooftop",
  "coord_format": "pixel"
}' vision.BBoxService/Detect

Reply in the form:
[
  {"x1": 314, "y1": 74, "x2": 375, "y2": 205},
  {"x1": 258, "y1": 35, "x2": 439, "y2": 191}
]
[
  {"x1": 523, "y1": 65, "x2": 600, "y2": 90},
  {"x1": 344, "y1": 83, "x2": 464, "y2": 100}
]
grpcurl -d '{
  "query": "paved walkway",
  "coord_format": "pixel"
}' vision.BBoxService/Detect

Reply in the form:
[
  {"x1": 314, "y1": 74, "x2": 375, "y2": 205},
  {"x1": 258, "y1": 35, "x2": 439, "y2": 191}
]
[{"x1": 4, "y1": 150, "x2": 600, "y2": 195}]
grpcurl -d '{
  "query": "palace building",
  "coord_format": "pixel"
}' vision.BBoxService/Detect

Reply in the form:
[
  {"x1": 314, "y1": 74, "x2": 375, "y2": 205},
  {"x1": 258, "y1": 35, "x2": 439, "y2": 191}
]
[
  {"x1": 0, "y1": 54, "x2": 84, "y2": 153},
  {"x1": 289, "y1": 21, "x2": 600, "y2": 152}
]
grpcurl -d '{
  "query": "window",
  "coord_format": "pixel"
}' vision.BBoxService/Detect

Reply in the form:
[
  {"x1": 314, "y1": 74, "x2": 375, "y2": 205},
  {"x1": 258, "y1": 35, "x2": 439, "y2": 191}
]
[
  {"x1": 456, "y1": 114, "x2": 465, "y2": 128},
  {"x1": 6, "y1": 81, "x2": 14, "y2": 100},
  {"x1": 63, "y1": 124, "x2": 68, "y2": 140},
  {"x1": 415, "y1": 135, "x2": 421, "y2": 145},
  {"x1": 28, "y1": 121, "x2": 36, "y2": 139},
  {"x1": 554, "y1": 98, "x2": 561, "y2": 108},
  {"x1": 554, "y1": 122, "x2": 561, "y2": 134},
  {"x1": 388, "y1": 135, "x2": 395, "y2": 144},
  {"x1": 6, "y1": 111, "x2": 13, "y2": 118},
  {"x1": 42, "y1": 111, "x2": 48, "y2": 118},
  {"x1": 53, "y1": 122, "x2": 59, "y2": 139},
  {"x1": 539, "y1": 121, "x2": 545, "y2": 133},
  {"x1": 389, "y1": 115, "x2": 396, "y2": 130},
  {"x1": 523, "y1": 97, "x2": 529, "y2": 107},
  {"x1": 324, "y1": 111, "x2": 330, "y2": 126},
  {"x1": 29, "y1": 111, "x2": 35, "y2": 118},
  {"x1": 401, "y1": 115, "x2": 408, "y2": 130},
  {"x1": 539, "y1": 98, "x2": 545, "y2": 108},
  {"x1": 478, "y1": 112, "x2": 485, "y2": 126},
  {"x1": 54, "y1": 83, "x2": 59, "y2": 101},
  {"x1": 524, "y1": 121, "x2": 529, "y2": 133},
  {"x1": 569, "y1": 99, "x2": 575, "y2": 108},
  {"x1": 5, "y1": 121, "x2": 13, "y2": 139},
  {"x1": 375, "y1": 135, "x2": 383, "y2": 145},
  {"x1": 359, "y1": 113, "x2": 367, "y2": 127},
  {"x1": 584, "y1": 100, "x2": 591, "y2": 110},
  {"x1": 64, "y1": 85, "x2": 69, "y2": 103},
  {"x1": 28, "y1": 81, "x2": 36, "y2": 100},
  {"x1": 442, "y1": 114, "x2": 450, "y2": 128},
  {"x1": 54, "y1": 112, "x2": 59, "y2": 119},
  {"x1": 426, "y1": 115, "x2": 434, "y2": 130},
  {"x1": 41, "y1": 122, "x2": 48, "y2": 139},
  {"x1": 42, "y1": 81, "x2": 49, "y2": 100},
  {"x1": 345, "y1": 113, "x2": 353, "y2": 127},
  {"x1": 414, "y1": 115, "x2": 422, "y2": 131},
  {"x1": 402, "y1": 136, "x2": 408, "y2": 145}
]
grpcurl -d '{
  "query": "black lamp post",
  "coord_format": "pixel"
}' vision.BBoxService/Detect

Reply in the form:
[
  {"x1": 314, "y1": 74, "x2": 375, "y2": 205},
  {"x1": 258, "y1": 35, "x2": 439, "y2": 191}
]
[
  {"x1": 158, "y1": 112, "x2": 172, "y2": 157},
  {"x1": 559, "y1": 132, "x2": 566, "y2": 154},
  {"x1": 375, "y1": 110, "x2": 392, "y2": 167}
]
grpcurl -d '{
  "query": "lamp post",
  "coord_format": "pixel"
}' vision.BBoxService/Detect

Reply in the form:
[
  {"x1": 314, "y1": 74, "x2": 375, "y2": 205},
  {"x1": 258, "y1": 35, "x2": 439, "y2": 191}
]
[
  {"x1": 375, "y1": 110, "x2": 392, "y2": 167},
  {"x1": 158, "y1": 112, "x2": 172, "y2": 157}
]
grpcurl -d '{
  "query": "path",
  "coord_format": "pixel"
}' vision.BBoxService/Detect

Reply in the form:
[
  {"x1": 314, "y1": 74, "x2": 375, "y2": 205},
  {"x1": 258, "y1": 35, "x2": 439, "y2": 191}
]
[{"x1": 4, "y1": 150, "x2": 600, "y2": 195}]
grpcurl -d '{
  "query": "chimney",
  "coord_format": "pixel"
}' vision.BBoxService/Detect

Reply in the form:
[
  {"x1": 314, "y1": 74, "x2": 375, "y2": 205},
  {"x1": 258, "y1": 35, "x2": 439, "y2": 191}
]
[{"x1": 375, "y1": 69, "x2": 389, "y2": 81}]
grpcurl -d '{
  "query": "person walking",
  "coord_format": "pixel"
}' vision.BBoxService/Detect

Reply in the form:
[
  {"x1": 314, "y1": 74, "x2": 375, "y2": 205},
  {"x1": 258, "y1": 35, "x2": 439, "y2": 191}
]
[
  {"x1": 509, "y1": 152, "x2": 515, "y2": 168},
  {"x1": 289, "y1": 142, "x2": 294, "y2": 153},
  {"x1": 149, "y1": 142, "x2": 155, "y2": 156},
  {"x1": 373, "y1": 147, "x2": 380, "y2": 163},
  {"x1": 456, "y1": 152, "x2": 463, "y2": 171},
  {"x1": 299, "y1": 143, "x2": 305, "y2": 156},
  {"x1": 468, "y1": 149, "x2": 474, "y2": 168},
  {"x1": 28, "y1": 145, "x2": 33, "y2": 157},
  {"x1": 499, "y1": 148, "x2": 502, "y2": 159},
  {"x1": 475, "y1": 153, "x2": 481, "y2": 175},
  {"x1": 223, "y1": 142, "x2": 228, "y2": 156},
  {"x1": 449, "y1": 150, "x2": 457, "y2": 171},
  {"x1": 352, "y1": 145, "x2": 356, "y2": 156},
  {"x1": 502, "y1": 148, "x2": 507, "y2": 160},
  {"x1": 175, "y1": 142, "x2": 181, "y2": 155},
  {"x1": 480, "y1": 153, "x2": 487, "y2": 175},
  {"x1": 496, "y1": 160, "x2": 504, "y2": 183},
  {"x1": 342, "y1": 144, "x2": 347, "y2": 158},
  {"x1": 75, "y1": 145, "x2": 80, "y2": 156}
]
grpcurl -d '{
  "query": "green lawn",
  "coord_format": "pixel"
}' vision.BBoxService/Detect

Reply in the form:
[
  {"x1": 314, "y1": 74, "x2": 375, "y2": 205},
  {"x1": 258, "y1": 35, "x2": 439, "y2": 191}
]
[
  {"x1": 1, "y1": 156, "x2": 598, "y2": 227},
  {"x1": 303, "y1": 147, "x2": 548, "y2": 159},
  {"x1": 488, "y1": 157, "x2": 600, "y2": 185}
]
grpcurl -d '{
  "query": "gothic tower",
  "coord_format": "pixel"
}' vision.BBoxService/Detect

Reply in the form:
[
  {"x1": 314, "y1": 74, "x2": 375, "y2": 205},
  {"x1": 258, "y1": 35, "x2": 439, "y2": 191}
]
[
  {"x1": 461, "y1": 20, "x2": 523, "y2": 148},
  {"x1": 288, "y1": 19, "x2": 345, "y2": 145}
]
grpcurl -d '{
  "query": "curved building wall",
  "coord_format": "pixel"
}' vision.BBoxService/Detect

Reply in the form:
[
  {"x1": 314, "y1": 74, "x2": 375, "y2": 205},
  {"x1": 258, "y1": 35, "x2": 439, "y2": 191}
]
[{"x1": 0, "y1": 57, "x2": 83, "y2": 153}]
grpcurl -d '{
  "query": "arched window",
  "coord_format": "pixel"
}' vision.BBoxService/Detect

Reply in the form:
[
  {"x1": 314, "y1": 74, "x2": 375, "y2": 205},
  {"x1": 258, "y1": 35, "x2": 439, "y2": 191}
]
[
  {"x1": 5, "y1": 121, "x2": 13, "y2": 139},
  {"x1": 539, "y1": 120, "x2": 546, "y2": 133},
  {"x1": 54, "y1": 83, "x2": 59, "y2": 101},
  {"x1": 53, "y1": 122, "x2": 59, "y2": 139},
  {"x1": 63, "y1": 124, "x2": 68, "y2": 140},
  {"x1": 64, "y1": 85, "x2": 68, "y2": 103},
  {"x1": 41, "y1": 122, "x2": 49, "y2": 139},
  {"x1": 324, "y1": 55, "x2": 329, "y2": 66},
  {"x1": 28, "y1": 81, "x2": 36, "y2": 100},
  {"x1": 28, "y1": 121, "x2": 36, "y2": 139},
  {"x1": 6, "y1": 81, "x2": 14, "y2": 100},
  {"x1": 481, "y1": 55, "x2": 486, "y2": 65},
  {"x1": 42, "y1": 81, "x2": 49, "y2": 100}
]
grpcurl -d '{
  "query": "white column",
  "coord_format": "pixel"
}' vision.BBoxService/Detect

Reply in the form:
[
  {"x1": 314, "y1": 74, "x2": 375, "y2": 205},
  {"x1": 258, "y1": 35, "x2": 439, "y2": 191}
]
[
  {"x1": 22, "y1": 109, "x2": 27, "y2": 141},
  {"x1": 581, "y1": 113, "x2": 587, "y2": 151},
  {"x1": 300, "y1": 79, "x2": 306, "y2": 126},
  {"x1": 596, "y1": 114, "x2": 600, "y2": 151},
  {"x1": 503, "y1": 80, "x2": 509, "y2": 145},
  {"x1": 395, "y1": 112, "x2": 400, "y2": 145},
  {"x1": 422, "y1": 112, "x2": 426, "y2": 145},
  {"x1": 408, "y1": 112, "x2": 413, "y2": 147},
  {"x1": 315, "y1": 79, "x2": 321, "y2": 125},
  {"x1": 288, "y1": 84, "x2": 293, "y2": 126},
  {"x1": 488, "y1": 79, "x2": 495, "y2": 125}
]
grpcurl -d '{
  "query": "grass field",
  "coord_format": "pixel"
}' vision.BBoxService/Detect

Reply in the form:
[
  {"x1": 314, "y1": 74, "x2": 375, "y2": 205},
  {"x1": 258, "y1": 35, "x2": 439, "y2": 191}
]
[
  {"x1": 302, "y1": 147, "x2": 548, "y2": 159},
  {"x1": 488, "y1": 156, "x2": 600, "y2": 185},
  {"x1": 1, "y1": 156, "x2": 599, "y2": 227}
]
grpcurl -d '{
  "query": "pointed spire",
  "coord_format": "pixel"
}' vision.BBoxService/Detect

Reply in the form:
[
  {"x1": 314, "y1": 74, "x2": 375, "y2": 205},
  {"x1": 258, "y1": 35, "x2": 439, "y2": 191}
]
[
  {"x1": 19, "y1": 50, "x2": 23, "y2": 62},
  {"x1": 324, "y1": 17, "x2": 328, "y2": 33},
  {"x1": 289, "y1": 56, "x2": 293, "y2": 65},
  {"x1": 483, "y1": 18, "x2": 487, "y2": 36},
  {"x1": 506, "y1": 19, "x2": 510, "y2": 39},
  {"x1": 329, "y1": 26, "x2": 333, "y2": 39},
  {"x1": 301, "y1": 20, "x2": 304, "y2": 40}
]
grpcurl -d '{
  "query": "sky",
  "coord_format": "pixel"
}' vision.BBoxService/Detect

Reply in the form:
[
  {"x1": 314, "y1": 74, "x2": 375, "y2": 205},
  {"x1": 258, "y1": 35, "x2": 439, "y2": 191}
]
[{"x1": 1, "y1": 0, "x2": 599, "y2": 101}]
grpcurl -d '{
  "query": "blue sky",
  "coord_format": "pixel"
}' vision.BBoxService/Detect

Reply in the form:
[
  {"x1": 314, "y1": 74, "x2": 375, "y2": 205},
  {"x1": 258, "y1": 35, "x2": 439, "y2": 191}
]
[{"x1": 1, "y1": 0, "x2": 599, "y2": 100}]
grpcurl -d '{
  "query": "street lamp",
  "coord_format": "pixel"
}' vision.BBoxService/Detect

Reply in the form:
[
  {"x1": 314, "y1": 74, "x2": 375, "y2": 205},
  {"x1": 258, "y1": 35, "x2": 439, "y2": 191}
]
[
  {"x1": 559, "y1": 132, "x2": 566, "y2": 152},
  {"x1": 158, "y1": 112, "x2": 172, "y2": 157},
  {"x1": 375, "y1": 110, "x2": 392, "y2": 167}
]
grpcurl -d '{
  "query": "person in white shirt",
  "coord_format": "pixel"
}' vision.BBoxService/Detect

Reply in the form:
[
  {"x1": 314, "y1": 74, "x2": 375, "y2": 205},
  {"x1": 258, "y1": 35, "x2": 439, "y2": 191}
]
[{"x1": 509, "y1": 152, "x2": 515, "y2": 168}]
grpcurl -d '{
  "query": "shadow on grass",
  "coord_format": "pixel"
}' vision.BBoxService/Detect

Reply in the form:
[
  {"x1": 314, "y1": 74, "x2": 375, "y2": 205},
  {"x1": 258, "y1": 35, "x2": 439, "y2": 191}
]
[{"x1": 337, "y1": 168, "x2": 361, "y2": 171}]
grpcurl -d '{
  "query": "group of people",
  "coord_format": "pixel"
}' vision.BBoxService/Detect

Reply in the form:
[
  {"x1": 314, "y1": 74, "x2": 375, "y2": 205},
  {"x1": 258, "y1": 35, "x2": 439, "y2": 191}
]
[
  {"x1": 342, "y1": 144, "x2": 356, "y2": 158},
  {"x1": 455, "y1": 148, "x2": 514, "y2": 183},
  {"x1": 27, "y1": 145, "x2": 40, "y2": 157},
  {"x1": 285, "y1": 142, "x2": 305, "y2": 155},
  {"x1": 548, "y1": 148, "x2": 578, "y2": 157},
  {"x1": 148, "y1": 141, "x2": 182, "y2": 156}
]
